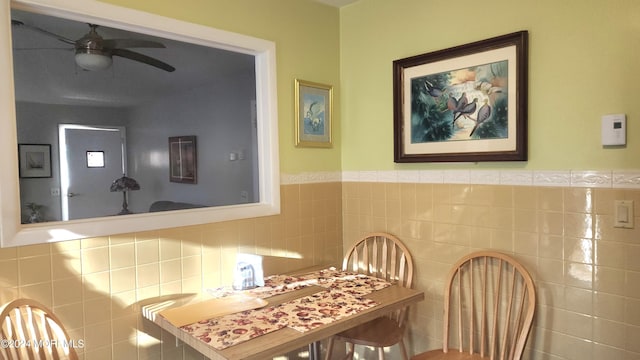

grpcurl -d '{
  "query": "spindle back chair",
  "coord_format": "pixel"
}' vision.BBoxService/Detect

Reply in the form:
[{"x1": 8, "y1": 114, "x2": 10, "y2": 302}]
[
  {"x1": 325, "y1": 232, "x2": 414, "y2": 360},
  {"x1": 412, "y1": 251, "x2": 536, "y2": 360},
  {"x1": 0, "y1": 298, "x2": 79, "y2": 360}
]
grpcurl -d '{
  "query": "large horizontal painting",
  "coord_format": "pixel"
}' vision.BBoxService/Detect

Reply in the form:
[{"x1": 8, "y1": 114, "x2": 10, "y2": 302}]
[{"x1": 393, "y1": 31, "x2": 528, "y2": 162}]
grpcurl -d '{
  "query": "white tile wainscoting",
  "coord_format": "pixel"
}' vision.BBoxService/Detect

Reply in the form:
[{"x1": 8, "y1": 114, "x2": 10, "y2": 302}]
[{"x1": 282, "y1": 170, "x2": 640, "y2": 188}]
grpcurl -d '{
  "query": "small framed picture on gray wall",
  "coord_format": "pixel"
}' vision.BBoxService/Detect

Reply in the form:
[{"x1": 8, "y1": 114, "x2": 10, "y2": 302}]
[
  {"x1": 18, "y1": 144, "x2": 52, "y2": 178},
  {"x1": 169, "y1": 136, "x2": 197, "y2": 184}
]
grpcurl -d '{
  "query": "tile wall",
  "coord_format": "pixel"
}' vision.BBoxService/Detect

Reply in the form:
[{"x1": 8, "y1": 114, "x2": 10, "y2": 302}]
[
  {"x1": 2, "y1": 175, "x2": 640, "y2": 360},
  {"x1": 342, "y1": 180, "x2": 640, "y2": 360},
  {"x1": 0, "y1": 182, "x2": 342, "y2": 360}
]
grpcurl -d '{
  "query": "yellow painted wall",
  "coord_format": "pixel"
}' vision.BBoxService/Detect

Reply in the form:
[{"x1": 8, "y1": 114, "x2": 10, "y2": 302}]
[
  {"x1": 102, "y1": 0, "x2": 640, "y2": 172},
  {"x1": 103, "y1": 0, "x2": 343, "y2": 173},
  {"x1": 340, "y1": 0, "x2": 640, "y2": 170}
]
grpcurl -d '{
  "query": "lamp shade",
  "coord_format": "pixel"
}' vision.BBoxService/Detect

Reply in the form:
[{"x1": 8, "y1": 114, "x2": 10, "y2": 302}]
[
  {"x1": 110, "y1": 175, "x2": 140, "y2": 192},
  {"x1": 75, "y1": 52, "x2": 112, "y2": 71}
]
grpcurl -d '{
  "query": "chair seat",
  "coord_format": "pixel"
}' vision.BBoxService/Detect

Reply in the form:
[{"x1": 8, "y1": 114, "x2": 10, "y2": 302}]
[
  {"x1": 411, "y1": 349, "x2": 488, "y2": 360},
  {"x1": 333, "y1": 316, "x2": 404, "y2": 348}
]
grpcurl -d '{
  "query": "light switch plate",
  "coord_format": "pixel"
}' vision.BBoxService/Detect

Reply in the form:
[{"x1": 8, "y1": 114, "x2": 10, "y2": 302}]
[{"x1": 614, "y1": 200, "x2": 634, "y2": 228}]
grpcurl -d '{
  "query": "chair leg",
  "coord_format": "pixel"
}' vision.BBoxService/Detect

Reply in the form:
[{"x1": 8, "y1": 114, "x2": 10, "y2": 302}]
[
  {"x1": 346, "y1": 343, "x2": 355, "y2": 360},
  {"x1": 309, "y1": 342, "x2": 321, "y2": 360},
  {"x1": 377, "y1": 346, "x2": 385, "y2": 360},
  {"x1": 399, "y1": 339, "x2": 409, "y2": 360},
  {"x1": 324, "y1": 337, "x2": 335, "y2": 360}
]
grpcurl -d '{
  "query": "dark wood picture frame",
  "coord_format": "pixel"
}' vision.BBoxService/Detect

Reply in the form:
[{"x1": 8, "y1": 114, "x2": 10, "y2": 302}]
[
  {"x1": 393, "y1": 31, "x2": 528, "y2": 162},
  {"x1": 169, "y1": 136, "x2": 197, "y2": 184}
]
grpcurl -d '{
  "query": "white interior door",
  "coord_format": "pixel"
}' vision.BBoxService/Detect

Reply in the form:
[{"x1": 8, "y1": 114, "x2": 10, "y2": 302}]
[{"x1": 59, "y1": 125, "x2": 126, "y2": 220}]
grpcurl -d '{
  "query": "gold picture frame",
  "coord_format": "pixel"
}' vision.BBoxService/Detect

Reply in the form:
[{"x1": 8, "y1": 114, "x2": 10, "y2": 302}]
[{"x1": 294, "y1": 79, "x2": 333, "y2": 148}]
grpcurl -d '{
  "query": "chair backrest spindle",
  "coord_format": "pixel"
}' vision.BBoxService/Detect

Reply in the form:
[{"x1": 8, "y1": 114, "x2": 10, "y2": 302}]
[
  {"x1": 372, "y1": 236, "x2": 380, "y2": 277},
  {"x1": 457, "y1": 267, "x2": 463, "y2": 353},
  {"x1": 479, "y1": 257, "x2": 487, "y2": 357},
  {"x1": 468, "y1": 259, "x2": 475, "y2": 356},
  {"x1": 489, "y1": 259, "x2": 504, "y2": 360},
  {"x1": 382, "y1": 238, "x2": 392, "y2": 281},
  {"x1": 500, "y1": 269, "x2": 517, "y2": 360}
]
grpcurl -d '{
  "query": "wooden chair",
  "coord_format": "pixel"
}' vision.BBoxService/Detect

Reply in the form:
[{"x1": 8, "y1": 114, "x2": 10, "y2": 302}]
[
  {"x1": 325, "y1": 232, "x2": 414, "y2": 360},
  {"x1": 0, "y1": 298, "x2": 79, "y2": 360},
  {"x1": 412, "y1": 251, "x2": 536, "y2": 360}
]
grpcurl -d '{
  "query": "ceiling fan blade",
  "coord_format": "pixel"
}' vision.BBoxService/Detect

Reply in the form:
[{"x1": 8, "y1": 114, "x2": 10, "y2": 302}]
[
  {"x1": 103, "y1": 39, "x2": 166, "y2": 49},
  {"x1": 111, "y1": 49, "x2": 175, "y2": 72},
  {"x1": 11, "y1": 20, "x2": 76, "y2": 46},
  {"x1": 13, "y1": 47, "x2": 73, "y2": 52}
]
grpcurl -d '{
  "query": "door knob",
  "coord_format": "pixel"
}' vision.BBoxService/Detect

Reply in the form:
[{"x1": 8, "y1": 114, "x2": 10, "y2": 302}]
[{"x1": 67, "y1": 192, "x2": 78, "y2": 198}]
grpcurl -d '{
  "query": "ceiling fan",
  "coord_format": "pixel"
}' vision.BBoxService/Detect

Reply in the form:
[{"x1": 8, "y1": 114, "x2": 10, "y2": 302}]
[{"x1": 11, "y1": 20, "x2": 176, "y2": 72}]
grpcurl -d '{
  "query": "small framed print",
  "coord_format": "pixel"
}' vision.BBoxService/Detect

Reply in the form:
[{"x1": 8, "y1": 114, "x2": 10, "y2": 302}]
[
  {"x1": 18, "y1": 144, "x2": 52, "y2": 178},
  {"x1": 294, "y1": 79, "x2": 333, "y2": 148},
  {"x1": 169, "y1": 136, "x2": 197, "y2": 184},
  {"x1": 86, "y1": 151, "x2": 105, "y2": 168}
]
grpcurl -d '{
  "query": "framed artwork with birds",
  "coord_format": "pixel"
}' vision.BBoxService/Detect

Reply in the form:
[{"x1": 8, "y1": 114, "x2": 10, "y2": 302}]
[
  {"x1": 393, "y1": 31, "x2": 528, "y2": 162},
  {"x1": 294, "y1": 79, "x2": 333, "y2": 148}
]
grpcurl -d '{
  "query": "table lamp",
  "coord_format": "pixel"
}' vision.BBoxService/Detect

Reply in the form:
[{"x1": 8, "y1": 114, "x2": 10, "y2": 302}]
[{"x1": 110, "y1": 174, "x2": 140, "y2": 215}]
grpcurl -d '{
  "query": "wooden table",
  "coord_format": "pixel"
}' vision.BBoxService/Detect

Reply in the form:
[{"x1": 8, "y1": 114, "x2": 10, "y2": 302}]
[{"x1": 142, "y1": 275, "x2": 424, "y2": 360}]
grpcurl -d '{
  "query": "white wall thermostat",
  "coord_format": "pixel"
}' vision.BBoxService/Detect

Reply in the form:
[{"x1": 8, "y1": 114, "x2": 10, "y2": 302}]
[{"x1": 601, "y1": 114, "x2": 626, "y2": 146}]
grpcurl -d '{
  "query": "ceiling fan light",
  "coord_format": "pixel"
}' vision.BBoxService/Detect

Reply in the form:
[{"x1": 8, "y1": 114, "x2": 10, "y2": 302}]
[{"x1": 75, "y1": 52, "x2": 112, "y2": 71}]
